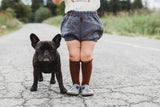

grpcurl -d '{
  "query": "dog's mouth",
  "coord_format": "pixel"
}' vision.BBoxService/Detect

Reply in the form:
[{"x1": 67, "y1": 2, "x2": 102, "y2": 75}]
[
  {"x1": 38, "y1": 55, "x2": 54, "y2": 63},
  {"x1": 43, "y1": 58, "x2": 50, "y2": 62}
]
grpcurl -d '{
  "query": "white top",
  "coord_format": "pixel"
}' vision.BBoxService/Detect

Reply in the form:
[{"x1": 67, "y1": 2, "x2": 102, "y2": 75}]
[{"x1": 64, "y1": 0, "x2": 100, "y2": 13}]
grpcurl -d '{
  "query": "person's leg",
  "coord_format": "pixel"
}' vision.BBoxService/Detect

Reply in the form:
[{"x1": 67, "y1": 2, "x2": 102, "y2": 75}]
[
  {"x1": 66, "y1": 40, "x2": 81, "y2": 62},
  {"x1": 66, "y1": 40, "x2": 81, "y2": 95},
  {"x1": 81, "y1": 41, "x2": 96, "y2": 85},
  {"x1": 66, "y1": 40, "x2": 81, "y2": 85},
  {"x1": 80, "y1": 40, "x2": 96, "y2": 96}
]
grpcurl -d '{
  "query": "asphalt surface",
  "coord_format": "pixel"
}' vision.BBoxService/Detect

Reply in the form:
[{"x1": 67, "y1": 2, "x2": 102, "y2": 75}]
[{"x1": 0, "y1": 23, "x2": 160, "y2": 107}]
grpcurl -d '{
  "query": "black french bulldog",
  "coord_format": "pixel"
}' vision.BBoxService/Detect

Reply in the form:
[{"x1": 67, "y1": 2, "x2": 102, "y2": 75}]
[{"x1": 30, "y1": 33, "x2": 67, "y2": 94}]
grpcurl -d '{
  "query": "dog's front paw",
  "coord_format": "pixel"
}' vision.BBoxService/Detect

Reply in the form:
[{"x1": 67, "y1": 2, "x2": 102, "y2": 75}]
[
  {"x1": 60, "y1": 87, "x2": 67, "y2": 94},
  {"x1": 50, "y1": 80, "x2": 56, "y2": 84},
  {"x1": 39, "y1": 77, "x2": 43, "y2": 82},
  {"x1": 30, "y1": 85, "x2": 37, "y2": 92}
]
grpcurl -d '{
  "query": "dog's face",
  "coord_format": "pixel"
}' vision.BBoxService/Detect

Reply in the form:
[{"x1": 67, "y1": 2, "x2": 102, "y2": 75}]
[{"x1": 30, "y1": 33, "x2": 61, "y2": 63}]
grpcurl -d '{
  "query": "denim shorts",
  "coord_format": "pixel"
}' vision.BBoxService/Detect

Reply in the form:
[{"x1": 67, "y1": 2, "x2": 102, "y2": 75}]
[{"x1": 60, "y1": 11, "x2": 104, "y2": 42}]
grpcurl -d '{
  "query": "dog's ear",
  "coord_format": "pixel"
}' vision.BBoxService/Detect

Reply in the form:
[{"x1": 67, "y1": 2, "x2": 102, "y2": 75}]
[
  {"x1": 30, "y1": 33, "x2": 40, "y2": 48},
  {"x1": 52, "y1": 34, "x2": 61, "y2": 48}
]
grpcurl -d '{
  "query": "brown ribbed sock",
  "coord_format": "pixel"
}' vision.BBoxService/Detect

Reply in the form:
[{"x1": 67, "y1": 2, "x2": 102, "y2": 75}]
[
  {"x1": 69, "y1": 60, "x2": 80, "y2": 85},
  {"x1": 81, "y1": 60, "x2": 93, "y2": 85}
]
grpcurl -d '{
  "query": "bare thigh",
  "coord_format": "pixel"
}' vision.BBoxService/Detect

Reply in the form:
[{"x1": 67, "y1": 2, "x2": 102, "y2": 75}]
[
  {"x1": 66, "y1": 40, "x2": 81, "y2": 61},
  {"x1": 81, "y1": 41, "x2": 96, "y2": 62}
]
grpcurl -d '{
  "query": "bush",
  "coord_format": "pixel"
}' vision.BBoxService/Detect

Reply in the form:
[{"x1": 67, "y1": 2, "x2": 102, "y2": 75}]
[
  {"x1": 0, "y1": 0, "x2": 15, "y2": 10},
  {"x1": 14, "y1": 2, "x2": 31, "y2": 23},
  {"x1": 1, "y1": 0, "x2": 30, "y2": 23},
  {"x1": 0, "y1": 11, "x2": 19, "y2": 28},
  {"x1": 35, "y1": 7, "x2": 50, "y2": 23},
  {"x1": 6, "y1": 8, "x2": 16, "y2": 17}
]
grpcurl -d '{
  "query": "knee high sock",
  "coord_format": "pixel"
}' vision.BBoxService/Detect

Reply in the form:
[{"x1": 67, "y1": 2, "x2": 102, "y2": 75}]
[
  {"x1": 81, "y1": 60, "x2": 92, "y2": 85},
  {"x1": 69, "y1": 60, "x2": 80, "y2": 85}
]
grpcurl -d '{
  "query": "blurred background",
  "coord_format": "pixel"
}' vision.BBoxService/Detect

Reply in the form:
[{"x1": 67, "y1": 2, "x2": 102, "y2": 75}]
[{"x1": 0, "y1": 0, "x2": 160, "y2": 38}]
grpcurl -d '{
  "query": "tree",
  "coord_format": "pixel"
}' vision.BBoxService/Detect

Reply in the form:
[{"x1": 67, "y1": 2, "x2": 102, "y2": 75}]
[
  {"x1": 0, "y1": 0, "x2": 21, "y2": 10},
  {"x1": 119, "y1": 0, "x2": 131, "y2": 11},
  {"x1": 109, "y1": 0, "x2": 120, "y2": 15},
  {"x1": 1, "y1": 0, "x2": 31, "y2": 23},
  {"x1": 30, "y1": 0, "x2": 44, "y2": 22},
  {"x1": 132, "y1": 0, "x2": 143, "y2": 9},
  {"x1": 31, "y1": 0, "x2": 44, "y2": 13},
  {"x1": 14, "y1": 2, "x2": 31, "y2": 23},
  {"x1": 14, "y1": 0, "x2": 20, "y2": 2},
  {"x1": 98, "y1": 0, "x2": 109, "y2": 16},
  {"x1": 127, "y1": 0, "x2": 131, "y2": 11},
  {"x1": 1, "y1": 0, "x2": 15, "y2": 10}
]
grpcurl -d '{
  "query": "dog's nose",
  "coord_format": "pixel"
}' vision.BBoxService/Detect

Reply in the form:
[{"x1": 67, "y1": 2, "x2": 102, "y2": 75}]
[{"x1": 44, "y1": 50, "x2": 49, "y2": 56}]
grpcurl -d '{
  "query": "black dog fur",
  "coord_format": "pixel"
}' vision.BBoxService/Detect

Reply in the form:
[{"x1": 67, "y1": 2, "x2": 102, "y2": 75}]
[{"x1": 30, "y1": 33, "x2": 67, "y2": 94}]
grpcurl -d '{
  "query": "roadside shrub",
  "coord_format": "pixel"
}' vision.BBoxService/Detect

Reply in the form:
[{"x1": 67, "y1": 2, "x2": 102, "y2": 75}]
[
  {"x1": 0, "y1": 11, "x2": 19, "y2": 28},
  {"x1": 14, "y1": 2, "x2": 31, "y2": 23},
  {"x1": 34, "y1": 7, "x2": 50, "y2": 23},
  {"x1": 6, "y1": 8, "x2": 16, "y2": 17}
]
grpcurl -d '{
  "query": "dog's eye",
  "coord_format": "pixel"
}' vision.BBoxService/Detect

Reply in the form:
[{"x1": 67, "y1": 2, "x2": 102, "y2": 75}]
[
  {"x1": 50, "y1": 50, "x2": 55, "y2": 53},
  {"x1": 37, "y1": 50, "x2": 43, "y2": 53}
]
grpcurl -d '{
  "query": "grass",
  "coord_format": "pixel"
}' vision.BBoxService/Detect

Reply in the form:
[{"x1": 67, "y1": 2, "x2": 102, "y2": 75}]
[
  {"x1": 43, "y1": 10, "x2": 160, "y2": 39},
  {"x1": 0, "y1": 26, "x2": 22, "y2": 36},
  {"x1": 43, "y1": 16, "x2": 64, "y2": 27},
  {"x1": 101, "y1": 10, "x2": 160, "y2": 39}
]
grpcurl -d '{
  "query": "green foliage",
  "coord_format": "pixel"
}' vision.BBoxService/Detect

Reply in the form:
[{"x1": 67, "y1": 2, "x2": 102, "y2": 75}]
[
  {"x1": 29, "y1": 12, "x2": 35, "y2": 23},
  {"x1": 98, "y1": 0, "x2": 109, "y2": 17},
  {"x1": 120, "y1": 0, "x2": 131, "y2": 11},
  {"x1": 45, "y1": 0, "x2": 57, "y2": 16},
  {"x1": 101, "y1": 10, "x2": 160, "y2": 38},
  {"x1": 14, "y1": 0, "x2": 20, "y2": 2},
  {"x1": 0, "y1": 0, "x2": 20, "y2": 10},
  {"x1": 31, "y1": 0, "x2": 44, "y2": 13},
  {"x1": 99, "y1": 0, "x2": 143, "y2": 16},
  {"x1": 0, "y1": 0, "x2": 146, "y2": 21},
  {"x1": 14, "y1": 2, "x2": 31, "y2": 23},
  {"x1": 0, "y1": 0, "x2": 31, "y2": 23},
  {"x1": 132, "y1": 0, "x2": 143, "y2": 9},
  {"x1": 43, "y1": 16, "x2": 64, "y2": 27},
  {"x1": 35, "y1": 7, "x2": 51, "y2": 22},
  {"x1": 1, "y1": 0, "x2": 15, "y2": 10},
  {"x1": 31, "y1": 0, "x2": 44, "y2": 22},
  {"x1": 57, "y1": 2, "x2": 65, "y2": 16},
  {"x1": 0, "y1": 11, "x2": 19, "y2": 28},
  {"x1": 109, "y1": 0, "x2": 121, "y2": 15},
  {"x1": 6, "y1": 8, "x2": 16, "y2": 17}
]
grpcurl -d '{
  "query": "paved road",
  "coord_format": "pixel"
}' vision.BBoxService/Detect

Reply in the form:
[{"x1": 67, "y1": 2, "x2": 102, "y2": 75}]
[{"x1": 0, "y1": 24, "x2": 160, "y2": 107}]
